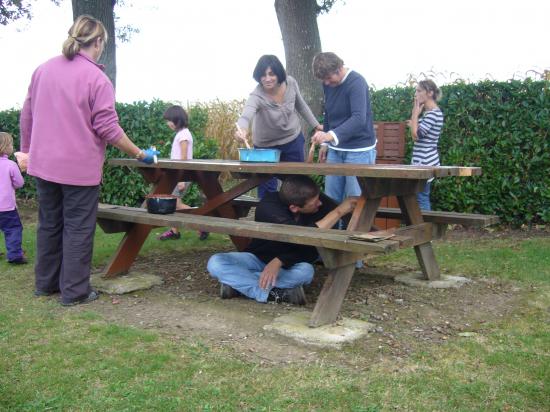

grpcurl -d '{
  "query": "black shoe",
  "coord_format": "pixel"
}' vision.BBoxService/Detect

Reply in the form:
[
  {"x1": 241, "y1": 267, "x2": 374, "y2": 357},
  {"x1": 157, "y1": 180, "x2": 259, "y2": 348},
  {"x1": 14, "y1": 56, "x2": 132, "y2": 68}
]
[
  {"x1": 220, "y1": 283, "x2": 241, "y2": 299},
  {"x1": 198, "y1": 231, "x2": 209, "y2": 241},
  {"x1": 60, "y1": 290, "x2": 100, "y2": 306},
  {"x1": 8, "y1": 257, "x2": 28, "y2": 265},
  {"x1": 34, "y1": 289, "x2": 60, "y2": 297},
  {"x1": 268, "y1": 286, "x2": 307, "y2": 305}
]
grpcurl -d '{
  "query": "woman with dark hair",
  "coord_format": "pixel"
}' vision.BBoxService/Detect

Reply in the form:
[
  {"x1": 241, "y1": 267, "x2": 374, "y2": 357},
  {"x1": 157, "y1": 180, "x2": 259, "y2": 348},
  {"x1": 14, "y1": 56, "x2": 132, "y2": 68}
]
[
  {"x1": 407, "y1": 79, "x2": 444, "y2": 210},
  {"x1": 235, "y1": 55, "x2": 322, "y2": 198}
]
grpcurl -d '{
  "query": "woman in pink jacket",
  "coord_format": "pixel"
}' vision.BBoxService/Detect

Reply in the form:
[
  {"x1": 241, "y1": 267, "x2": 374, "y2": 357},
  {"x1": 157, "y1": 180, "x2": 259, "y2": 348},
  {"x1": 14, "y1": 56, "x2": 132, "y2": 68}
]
[{"x1": 19, "y1": 15, "x2": 158, "y2": 306}]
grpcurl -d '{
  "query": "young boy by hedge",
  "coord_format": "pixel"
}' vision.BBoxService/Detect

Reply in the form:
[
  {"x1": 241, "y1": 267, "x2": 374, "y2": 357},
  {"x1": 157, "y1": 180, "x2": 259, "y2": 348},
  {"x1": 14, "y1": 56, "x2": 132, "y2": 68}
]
[
  {"x1": 158, "y1": 105, "x2": 208, "y2": 241},
  {"x1": 0, "y1": 132, "x2": 27, "y2": 264}
]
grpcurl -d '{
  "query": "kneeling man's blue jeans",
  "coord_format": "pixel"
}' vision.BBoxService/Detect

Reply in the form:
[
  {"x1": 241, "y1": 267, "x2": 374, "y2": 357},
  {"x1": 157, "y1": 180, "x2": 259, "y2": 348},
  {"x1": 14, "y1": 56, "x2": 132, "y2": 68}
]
[{"x1": 207, "y1": 252, "x2": 314, "y2": 302}]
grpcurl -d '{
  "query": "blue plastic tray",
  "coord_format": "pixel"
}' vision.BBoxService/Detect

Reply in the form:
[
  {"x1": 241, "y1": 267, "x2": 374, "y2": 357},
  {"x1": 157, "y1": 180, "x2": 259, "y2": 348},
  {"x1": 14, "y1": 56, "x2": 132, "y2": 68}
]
[{"x1": 238, "y1": 148, "x2": 281, "y2": 163}]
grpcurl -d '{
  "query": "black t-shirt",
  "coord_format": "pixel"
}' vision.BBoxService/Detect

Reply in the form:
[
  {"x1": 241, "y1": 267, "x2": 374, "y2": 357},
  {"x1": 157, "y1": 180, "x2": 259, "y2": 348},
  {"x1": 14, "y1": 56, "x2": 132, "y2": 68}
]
[{"x1": 245, "y1": 191, "x2": 337, "y2": 268}]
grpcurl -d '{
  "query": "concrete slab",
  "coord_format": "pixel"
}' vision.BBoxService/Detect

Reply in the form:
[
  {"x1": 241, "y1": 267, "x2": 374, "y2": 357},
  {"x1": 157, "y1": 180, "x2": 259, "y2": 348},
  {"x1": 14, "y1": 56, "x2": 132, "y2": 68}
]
[
  {"x1": 394, "y1": 272, "x2": 471, "y2": 289},
  {"x1": 91, "y1": 272, "x2": 163, "y2": 295},
  {"x1": 263, "y1": 311, "x2": 374, "y2": 348}
]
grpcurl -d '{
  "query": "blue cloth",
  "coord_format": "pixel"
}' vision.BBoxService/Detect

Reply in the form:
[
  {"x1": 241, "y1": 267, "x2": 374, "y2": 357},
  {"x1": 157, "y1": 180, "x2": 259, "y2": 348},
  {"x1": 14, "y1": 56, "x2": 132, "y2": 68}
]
[
  {"x1": 0, "y1": 209, "x2": 24, "y2": 261},
  {"x1": 139, "y1": 147, "x2": 160, "y2": 164},
  {"x1": 207, "y1": 252, "x2": 314, "y2": 302},
  {"x1": 256, "y1": 133, "x2": 305, "y2": 199},
  {"x1": 416, "y1": 181, "x2": 432, "y2": 211},
  {"x1": 322, "y1": 71, "x2": 376, "y2": 150},
  {"x1": 325, "y1": 148, "x2": 377, "y2": 203}
]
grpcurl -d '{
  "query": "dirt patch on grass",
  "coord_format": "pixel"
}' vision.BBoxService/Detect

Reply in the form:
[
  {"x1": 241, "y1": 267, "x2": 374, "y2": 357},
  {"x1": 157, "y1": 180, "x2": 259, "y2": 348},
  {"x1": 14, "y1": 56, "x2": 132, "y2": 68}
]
[
  {"x1": 81, "y1": 244, "x2": 525, "y2": 367},
  {"x1": 18, "y1": 201, "x2": 541, "y2": 366}
]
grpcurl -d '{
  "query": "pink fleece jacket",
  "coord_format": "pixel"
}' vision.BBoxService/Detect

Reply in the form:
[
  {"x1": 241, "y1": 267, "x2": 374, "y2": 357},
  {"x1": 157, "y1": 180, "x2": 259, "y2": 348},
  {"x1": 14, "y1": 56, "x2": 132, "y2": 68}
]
[
  {"x1": 19, "y1": 53, "x2": 124, "y2": 185},
  {"x1": 0, "y1": 155, "x2": 24, "y2": 212}
]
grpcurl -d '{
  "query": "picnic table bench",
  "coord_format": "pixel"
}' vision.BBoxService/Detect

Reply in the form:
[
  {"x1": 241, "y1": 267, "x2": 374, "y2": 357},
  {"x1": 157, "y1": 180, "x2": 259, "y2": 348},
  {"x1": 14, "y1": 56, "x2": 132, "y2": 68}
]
[
  {"x1": 97, "y1": 159, "x2": 495, "y2": 327},
  {"x1": 232, "y1": 196, "x2": 499, "y2": 239},
  {"x1": 97, "y1": 204, "x2": 430, "y2": 255}
]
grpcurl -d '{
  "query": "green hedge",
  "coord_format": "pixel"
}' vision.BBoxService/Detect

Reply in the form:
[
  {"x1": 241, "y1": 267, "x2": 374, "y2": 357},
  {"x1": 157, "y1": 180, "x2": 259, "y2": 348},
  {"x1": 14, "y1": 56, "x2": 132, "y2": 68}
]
[
  {"x1": 1, "y1": 80, "x2": 548, "y2": 226},
  {"x1": 101, "y1": 100, "x2": 217, "y2": 207},
  {"x1": 1, "y1": 100, "x2": 217, "y2": 207},
  {"x1": 372, "y1": 80, "x2": 549, "y2": 225}
]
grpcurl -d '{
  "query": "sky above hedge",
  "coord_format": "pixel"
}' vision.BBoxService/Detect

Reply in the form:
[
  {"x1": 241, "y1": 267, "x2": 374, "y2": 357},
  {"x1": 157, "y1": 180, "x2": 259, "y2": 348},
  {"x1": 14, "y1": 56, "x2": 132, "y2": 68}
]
[{"x1": 1, "y1": 0, "x2": 549, "y2": 110}]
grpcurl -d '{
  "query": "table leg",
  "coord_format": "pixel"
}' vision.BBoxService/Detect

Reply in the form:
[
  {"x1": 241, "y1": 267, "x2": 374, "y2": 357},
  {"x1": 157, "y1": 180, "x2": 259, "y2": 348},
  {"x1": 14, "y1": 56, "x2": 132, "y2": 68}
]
[
  {"x1": 397, "y1": 194, "x2": 441, "y2": 280},
  {"x1": 186, "y1": 174, "x2": 269, "y2": 216},
  {"x1": 309, "y1": 261, "x2": 356, "y2": 327},
  {"x1": 102, "y1": 224, "x2": 154, "y2": 277},
  {"x1": 192, "y1": 171, "x2": 254, "y2": 251},
  {"x1": 101, "y1": 169, "x2": 179, "y2": 278},
  {"x1": 346, "y1": 196, "x2": 366, "y2": 230},
  {"x1": 309, "y1": 196, "x2": 382, "y2": 327}
]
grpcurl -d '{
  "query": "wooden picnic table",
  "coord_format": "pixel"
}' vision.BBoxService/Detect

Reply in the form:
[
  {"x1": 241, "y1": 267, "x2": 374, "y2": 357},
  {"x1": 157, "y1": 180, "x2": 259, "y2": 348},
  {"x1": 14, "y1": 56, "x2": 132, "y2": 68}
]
[{"x1": 99, "y1": 159, "x2": 481, "y2": 327}]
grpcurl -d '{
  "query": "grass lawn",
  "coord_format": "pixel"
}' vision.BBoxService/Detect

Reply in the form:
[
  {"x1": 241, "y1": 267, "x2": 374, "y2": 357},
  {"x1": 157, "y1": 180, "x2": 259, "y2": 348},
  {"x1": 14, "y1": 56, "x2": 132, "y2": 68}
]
[{"x1": 1, "y1": 223, "x2": 549, "y2": 411}]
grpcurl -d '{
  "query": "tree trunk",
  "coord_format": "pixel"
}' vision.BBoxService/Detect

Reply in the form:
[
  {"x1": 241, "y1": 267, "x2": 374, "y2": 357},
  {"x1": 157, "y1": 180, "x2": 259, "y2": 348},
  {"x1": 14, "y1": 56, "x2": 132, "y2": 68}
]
[
  {"x1": 275, "y1": 0, "x2": 323, "y2": 121},
  {"x1": 71, "y1": 0, "x2": 117, "y2": 88}
]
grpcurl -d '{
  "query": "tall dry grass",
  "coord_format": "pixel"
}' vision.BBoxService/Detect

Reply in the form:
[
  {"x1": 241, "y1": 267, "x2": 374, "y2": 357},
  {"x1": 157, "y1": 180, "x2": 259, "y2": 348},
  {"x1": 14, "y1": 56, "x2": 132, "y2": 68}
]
[{"x1": 204, "y1": 99, "x2": 246, "y2": 160}]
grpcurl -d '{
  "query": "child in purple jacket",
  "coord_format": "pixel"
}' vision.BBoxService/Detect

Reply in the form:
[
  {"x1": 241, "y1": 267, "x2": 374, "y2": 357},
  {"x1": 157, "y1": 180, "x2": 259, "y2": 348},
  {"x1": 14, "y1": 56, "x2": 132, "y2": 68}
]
[{"x1": 0, "y1": 132, "x2": 27, "y2": 264}]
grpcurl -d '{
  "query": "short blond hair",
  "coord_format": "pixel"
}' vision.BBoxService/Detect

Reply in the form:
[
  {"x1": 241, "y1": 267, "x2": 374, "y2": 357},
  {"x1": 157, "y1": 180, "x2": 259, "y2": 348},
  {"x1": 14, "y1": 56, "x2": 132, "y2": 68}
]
[
  {"x1": 62, "y1": 15, "x2": 108, "y2": 60},
  {"x1": 312, "y1": 52, "x2": 344, "y2": 80},
  {"x1": 0, "y1": 132, "x2": 14, "y2": 156}
]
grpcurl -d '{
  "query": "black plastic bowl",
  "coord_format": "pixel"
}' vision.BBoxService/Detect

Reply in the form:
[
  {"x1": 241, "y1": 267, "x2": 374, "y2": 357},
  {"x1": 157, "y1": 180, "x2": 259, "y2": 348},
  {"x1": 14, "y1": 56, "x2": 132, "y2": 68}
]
[{"x1": 146, "y1": 195, "x2": 177, "y2": 214}]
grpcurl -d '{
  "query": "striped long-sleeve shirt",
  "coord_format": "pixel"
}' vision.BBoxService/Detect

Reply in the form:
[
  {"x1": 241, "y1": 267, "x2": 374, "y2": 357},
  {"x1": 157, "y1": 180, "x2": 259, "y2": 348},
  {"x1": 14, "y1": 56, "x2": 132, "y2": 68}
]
[{"x1": 411, "y1": 108, "x2": 444, "y2": 167}]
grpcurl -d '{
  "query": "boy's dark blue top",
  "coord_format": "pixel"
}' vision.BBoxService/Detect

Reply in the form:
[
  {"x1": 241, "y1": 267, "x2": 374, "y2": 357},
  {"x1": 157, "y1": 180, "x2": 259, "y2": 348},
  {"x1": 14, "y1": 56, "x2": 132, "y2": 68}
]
[{"x1": 323, "y1": 70, "x2": 377, "y2": 150}]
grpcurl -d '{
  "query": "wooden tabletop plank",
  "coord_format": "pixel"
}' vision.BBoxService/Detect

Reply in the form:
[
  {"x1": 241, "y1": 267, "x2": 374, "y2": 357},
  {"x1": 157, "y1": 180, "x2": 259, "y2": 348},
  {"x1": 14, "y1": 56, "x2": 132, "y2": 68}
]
[{"x1": 108, "y1": 159, "x2": 481, "y2": 179}]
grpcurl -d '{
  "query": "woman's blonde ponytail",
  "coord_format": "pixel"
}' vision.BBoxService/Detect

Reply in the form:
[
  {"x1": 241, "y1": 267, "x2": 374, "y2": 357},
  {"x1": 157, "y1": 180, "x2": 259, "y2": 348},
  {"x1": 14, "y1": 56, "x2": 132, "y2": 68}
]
[{"x1": 62, "y1": 15, "x2": 107, "y2": 60}]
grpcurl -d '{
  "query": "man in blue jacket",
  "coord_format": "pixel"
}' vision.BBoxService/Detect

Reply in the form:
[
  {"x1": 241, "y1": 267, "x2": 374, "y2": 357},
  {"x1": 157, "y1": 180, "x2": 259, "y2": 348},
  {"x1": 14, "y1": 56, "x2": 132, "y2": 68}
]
[{"x1": 311, "y1": 52, "x2": 377, "y2": 204}]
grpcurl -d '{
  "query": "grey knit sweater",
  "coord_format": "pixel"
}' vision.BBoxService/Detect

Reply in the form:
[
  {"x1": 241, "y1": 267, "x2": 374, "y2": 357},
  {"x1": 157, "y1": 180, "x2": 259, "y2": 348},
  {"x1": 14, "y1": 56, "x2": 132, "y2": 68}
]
[{"x1": 236, "y1": 76, "x2": 320, "y2": 147}]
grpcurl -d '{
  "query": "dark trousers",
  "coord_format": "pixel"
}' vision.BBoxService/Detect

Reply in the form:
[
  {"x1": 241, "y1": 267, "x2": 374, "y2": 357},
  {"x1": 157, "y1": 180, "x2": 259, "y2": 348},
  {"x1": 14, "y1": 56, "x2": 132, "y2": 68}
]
[
  {"x1": 256, "y1": 132, "x2": 305, "y2": 199},
  {"x1": 0, "y1": 209, "x2": 24, "y2": 261},
  {"x1": 35, "y1": 177, "x2": 99, "y2": 301}
]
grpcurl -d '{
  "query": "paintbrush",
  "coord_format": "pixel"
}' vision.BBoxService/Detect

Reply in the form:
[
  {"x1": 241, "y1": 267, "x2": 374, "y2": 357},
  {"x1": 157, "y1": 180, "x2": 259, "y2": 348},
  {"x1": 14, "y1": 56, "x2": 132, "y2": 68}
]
[{"x1": 235, "y1": 123, "x2": 251, "y2": 149}]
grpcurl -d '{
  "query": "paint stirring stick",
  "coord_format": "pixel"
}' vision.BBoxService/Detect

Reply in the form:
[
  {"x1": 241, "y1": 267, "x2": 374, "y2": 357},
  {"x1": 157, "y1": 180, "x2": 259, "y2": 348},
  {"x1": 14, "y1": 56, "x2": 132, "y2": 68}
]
[
  {"x1": 307, "y1": 140, "x2": 316, "y2": 163},
  {"x1": 235, "y1": 123, "x2": 251, "y2": 149}
]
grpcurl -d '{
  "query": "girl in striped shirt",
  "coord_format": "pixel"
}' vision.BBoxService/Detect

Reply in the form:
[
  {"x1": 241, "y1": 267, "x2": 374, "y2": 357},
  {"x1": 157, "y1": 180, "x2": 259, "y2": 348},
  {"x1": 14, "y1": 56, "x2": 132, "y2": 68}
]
[{"x1": 408, "y1": 80, "x2": 444, "y2": 210}]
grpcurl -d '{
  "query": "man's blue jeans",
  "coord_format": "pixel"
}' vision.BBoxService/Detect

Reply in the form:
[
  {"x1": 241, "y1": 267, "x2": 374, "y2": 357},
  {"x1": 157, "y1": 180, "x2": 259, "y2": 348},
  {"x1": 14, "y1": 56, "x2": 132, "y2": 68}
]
[
  {"x1": 325, "y1": 148, "x2": 377, "y2": 203},
  {"x1": 207, "y1": 252, "x2": 314, "y2": 302},
  {"x1": 417, "y1": 180, "x2": 432, "y2": 211}
]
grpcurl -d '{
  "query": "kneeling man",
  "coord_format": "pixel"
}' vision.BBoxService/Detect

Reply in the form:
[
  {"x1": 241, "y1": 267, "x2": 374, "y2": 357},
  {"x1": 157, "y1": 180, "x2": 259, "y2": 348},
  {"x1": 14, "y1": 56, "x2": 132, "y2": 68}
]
[{"x1": 207, "y1": 175, "x2": 357, "y2": 305}]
